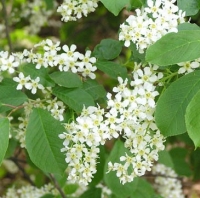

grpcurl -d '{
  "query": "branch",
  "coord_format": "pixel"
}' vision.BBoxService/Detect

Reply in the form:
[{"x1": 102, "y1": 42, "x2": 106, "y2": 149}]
[
  {"x1": 144, "y1": 173, "x2": 183, "y2": 181},
  {"x1": 1, "y1": 0, "x2": 13, "y2": 53},
  {"x1": 10, "y1": 156, "x2": 36, "y2": 186},
  {"x1": 49, "y1": 174, "x2": 67, "y2": 198}
]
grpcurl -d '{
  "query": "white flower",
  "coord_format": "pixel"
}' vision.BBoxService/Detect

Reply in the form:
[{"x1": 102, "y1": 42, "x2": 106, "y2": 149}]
[
  {"x1": 63, "y1": 44, "x2": 80, "y2": 58},
  {"x1": 34, "y1": 53, "x2": 48, "y2": 69},
  {"x1": 145, "y1": 0, "x2": 162, "y2": 18},
  {"x1": 78, "y1": 63, "x2": 97, "y2": 79},
  {"x1": 77, "y1": 50, "x2": 96, "y2": 68},
  {"x1": 44, "y1": 39, "x2": 61, "y2": 54},
  {"x1": 119, "y1": 0, "x2": 185, "y2": 53},
  {"x1": 178, "y1": 60, "x2": 200, "y2": 74},
  {"x1": 13, "y1": 72, "x2": 31, "y2": 90},
  {"x1": 28, "y1": 77, "x2": 44, "y2": 94},
  {"x1": 1, "y1": 55, "x2": 19, "y2": 73},
  {"x1": 57, "y1": 0, "x2": 99, "y2": 22}
]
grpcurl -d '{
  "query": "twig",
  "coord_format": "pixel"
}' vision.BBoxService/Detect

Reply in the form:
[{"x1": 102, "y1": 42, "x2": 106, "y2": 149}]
[
  {"x1": 10, "y1": 157, "x2": 36, "y2": 186},
  {"x1": 49, "y1": 174, "x2": 67, "y2": 198},
  {"x1": 1, "y1": 0, "x2": 13, "y2": 53},
  {"x1": 144, "y1": 173, "x2": 183, "y2": 181}
]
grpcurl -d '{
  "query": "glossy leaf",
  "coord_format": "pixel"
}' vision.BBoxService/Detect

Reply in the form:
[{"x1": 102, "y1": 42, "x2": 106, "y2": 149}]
[
  {"x1": 177, "y1": 0, "x2": 200, "y2": 16},
  {"x1": 26, "y1": 108, "x2": 66, "y2": 175},
  {"x1": 93, "y1": 39, "x2": 123, "y2": 60},
  {"x1": 185, "y1": 90, "x2": 200, "y2": 148},
  {"x1": 83, "y1": 79, "x2": 106, "y2": 101},
  {"x1": 52, "y1": 87, "x2": 95, "y2": 113},
  {"x1": 50, "y1": 71, "x2": 82, "y2": 88},
  {"x1": 155, "y1": 70, "x2": 200, "y2": 136},
  {"x1": 100, "y1": 0, "x2": 130, "y2": 16},
  {"x1": 0, "y1": 118, "x2": 9, "y2": 165},
  {"x1": 146, "y1": 30, "x2": 200, "y2": 66},
  {"x1": 96, "y1": 60, "x2": 128, "y2": 80}
]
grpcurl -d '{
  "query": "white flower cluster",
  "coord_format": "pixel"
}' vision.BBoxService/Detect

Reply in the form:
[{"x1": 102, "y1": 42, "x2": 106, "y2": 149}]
[
  {"x1": 14, "y1": 39, "x2": 97, "y2": 79},
  {"x1": 2, "y1": 183, "x2": 58, "y2": 198},
  {"x1": 20, "y1": 0, "x2": 57, "y2": 34},
  {"x1": 59, "y1": 63, "x2": 165, "y2": 185},
  {"x1": 107, "y1": 65, "x2": 165, "y2": 184},
  {"x1": 119, "y1": 0, "x2": 185, "y2": 53},
  {"x1": 0, "y1": 51, "x2": 19, "y2": 74},
  {"x1": 15, "y1": 91, "x2": 65, "y2": 148},
  {"x1": 57, "y1": 0, "x2": 99, "y2": 22},
  {"x1": 177, "y1": 58, "x2": 200, "y2": 74},
  {"x1": 152, "y1": 164, "x2": 185, "y2": 198},
  {"x1": 13, "y1": 73, "x2": 44, "y2": 94}
]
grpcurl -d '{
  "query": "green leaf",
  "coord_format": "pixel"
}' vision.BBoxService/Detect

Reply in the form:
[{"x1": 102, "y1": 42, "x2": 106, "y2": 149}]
[
  {"x1": 130, "y1": 178, "x2": 155, "y2": 198},
  {"x1": 83, "y1": 79, "x2": 106, "y2": 101},
  {"x1": 22, "y1": 63, "x2": 55, "y2": 87},
  {"x1": 0, "y1": 84, "x2": 28, "y2": 112},
  {"x1": 80, "y1": 187, "x2": 102, "y2": 198},
  {"x1": 104, "y1": 140, "x2": 138, "y2": 198},
  {"x1": 89, "y1": 146, "x2": 106, "y2": 186},
  {"x1": 129, "y1": 43, "x2": 146, "y2": 63},
  {"x1": 4, "y1": 138, "x2": 18, "y2": 159},
  {"x1": 146, "y1": 30, "x2": 200, "y2": 66},
  {"x1": 190, "y1": 148, "x2": 200, "y2": 180},
  {"x1": 158, "y1": 150, "x2": 174, "y2": 169},
  {"x1": 178, "y1": 22, "x2": 200, "y2": 31},
  {"x1": 185, "y1": 90, "x2": 200, "y2": 148},
  {"x1": 50, "y1": 71, "x2": 82, "y2": 88},
  {"x1": 177, "y1": 0, "x2": 200, "y2": 16},
  {"x1": 44, "y1": 0, "x2": 54, "y2": 10},
  {"x1": 155, "y1": 70, "x2": 200, "y2": 136},
  {"x1": 96, "y1": 60, "x2": 128, "y2": 80},
  {"x1": 100, "y1": 0, "x2": 130, "y2": 16},
  {"x1": 130, "y1": 0, "x2": 146, "y2": 8},
  {"x1": 169, "y1": 148, "x2": 192, "y2": 177},
  {"x1": 63, "y1": 183, "x2": 78, "y2": 195},
  {"x1": 40, "y1": 194, "x2": 54, "y2": 198},
  {"x1": 52, "y1": 87, "x2": 95, "y2": 113},
  {"x1": 93, "y1": 39, "x2": 123, "y2": 60},
  {"x1": 0, "y1": 118, "x2": 9, "y2": 166},
  {"x1": 26, "y1": 108, "x2": 66, "y2": 175}
]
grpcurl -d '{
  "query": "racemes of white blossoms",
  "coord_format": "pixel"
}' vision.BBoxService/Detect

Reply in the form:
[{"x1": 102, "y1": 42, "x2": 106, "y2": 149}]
[
  {"x1": 59, "y1": 63, "x2": 165, "y2": 185},
  {"x1": 119, "y1": 0, "x2": 186, "y2": 53},
  {"x1": 152, "y1": 164, "x2": 185, "y2": 198},
  {"x1": 2, "y1": 183, "x2": 58, "y2": 198},
  {"x1": 57, "y1": 0, "x2": 99, "y2": 22},
  {"x1": 13, "y1": 39, "x2": 97, "y2": 79}
]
